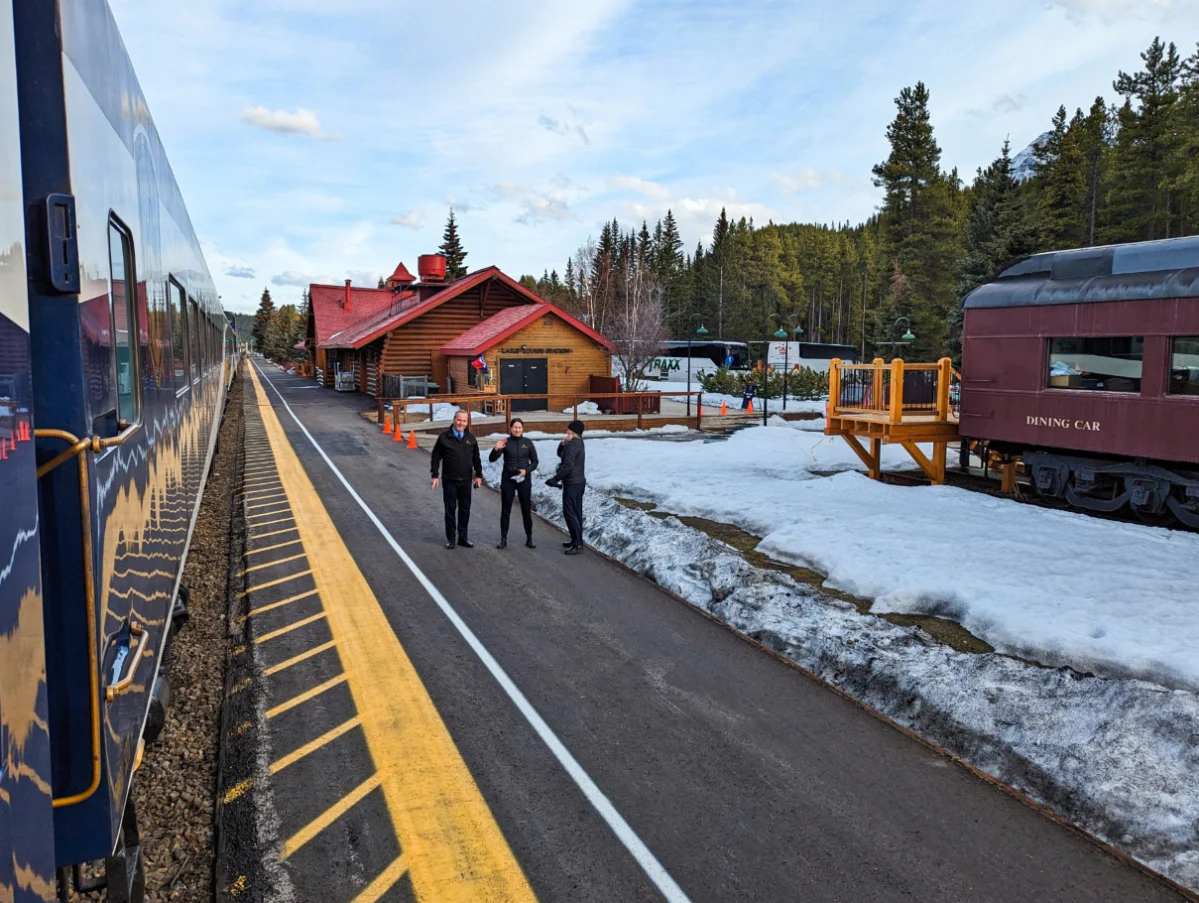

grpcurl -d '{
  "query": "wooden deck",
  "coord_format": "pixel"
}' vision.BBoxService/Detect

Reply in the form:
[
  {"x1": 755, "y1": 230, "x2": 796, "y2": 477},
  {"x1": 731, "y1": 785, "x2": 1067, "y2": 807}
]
[{"x1": 825, "y1": 358, "x2": 961, "y2": 484}]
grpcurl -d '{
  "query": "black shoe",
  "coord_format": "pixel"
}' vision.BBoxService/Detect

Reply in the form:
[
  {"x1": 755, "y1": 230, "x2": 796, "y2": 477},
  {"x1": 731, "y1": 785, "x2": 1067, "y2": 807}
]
[
  {"x1": 497, "y1": 537, "x2": 507, "y2": 549},
  {"x1": 565, "y1": 545, "x2": 583, "y2": 555},
  {"x1": 458, "y1": 538, "x2": 474, "y2": 548},
  {"x1": 562, "y1": 540, "x2": 574, "y2": 547},
  {"x1": 445, "y1": 540, "x2": 455, "y2": 549},
  {"x1": 526, "y1": 537, "x2": 536, "y2": 549}
]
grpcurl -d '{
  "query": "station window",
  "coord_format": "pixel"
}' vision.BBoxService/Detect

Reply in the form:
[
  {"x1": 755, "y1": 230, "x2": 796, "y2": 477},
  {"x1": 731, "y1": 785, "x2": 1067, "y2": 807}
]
[
  {"x1": 1170, "y1": 336, "x2": 1199, "y2": 396},
  {"x1": 108, "y1": 219, "x2": 140, "y2": 423},
  {"x1": 1047, "y1": 337, "x2": 1143, "y2": 393},
  {"x1": 169, "y1": 278, "x2": 188, "y2": 388}
]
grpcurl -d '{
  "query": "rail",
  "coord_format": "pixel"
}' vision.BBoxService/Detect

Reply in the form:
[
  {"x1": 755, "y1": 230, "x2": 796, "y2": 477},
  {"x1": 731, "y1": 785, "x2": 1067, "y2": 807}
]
[
  {"x1": 376, "y1": 390, "x2": 708, "y2": 431},
  {"x1": 829, "y1": 357, "x2": 956, "y2": 423}
]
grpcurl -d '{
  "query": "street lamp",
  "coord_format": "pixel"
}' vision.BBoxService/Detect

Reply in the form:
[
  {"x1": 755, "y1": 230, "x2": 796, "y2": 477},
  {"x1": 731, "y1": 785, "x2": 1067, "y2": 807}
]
[
  {"x1": 776, "y1": 324, "x2": 805, "y2": 411},
  {"x1": 687, "y1": 315, "x2": 707, "y2": 417},
  {"x1": 878, "y1": 317, "x2": 917, "y2": 358}
]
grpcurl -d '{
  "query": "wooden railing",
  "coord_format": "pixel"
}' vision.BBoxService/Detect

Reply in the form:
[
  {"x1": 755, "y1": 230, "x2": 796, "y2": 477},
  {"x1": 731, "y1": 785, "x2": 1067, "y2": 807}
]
[
  {"x1": 376, "y1": 391, "x2": 707, "y2": 431},
  {"x1": 829, "y1": 357, "x2": 956, "y2": 423}
]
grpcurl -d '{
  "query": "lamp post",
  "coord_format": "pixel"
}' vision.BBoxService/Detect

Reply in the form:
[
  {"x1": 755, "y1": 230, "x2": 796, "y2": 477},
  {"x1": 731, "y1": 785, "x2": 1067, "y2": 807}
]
[
  {"x1": 879, "y1": 317, "x2": 917, "y2": 358},
  {"x1": 776, "y1": 324, "x2": 805, "y2": 411},
  {"x1": 687, "y1": 315, "x2": 708, "y2": 417}
]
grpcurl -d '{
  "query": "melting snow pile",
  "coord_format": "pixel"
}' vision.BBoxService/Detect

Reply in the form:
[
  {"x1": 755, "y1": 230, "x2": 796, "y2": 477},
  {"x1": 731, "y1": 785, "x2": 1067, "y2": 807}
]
[{"x1": 481, "y1": 428, "x2": 1199, "y2": 890}]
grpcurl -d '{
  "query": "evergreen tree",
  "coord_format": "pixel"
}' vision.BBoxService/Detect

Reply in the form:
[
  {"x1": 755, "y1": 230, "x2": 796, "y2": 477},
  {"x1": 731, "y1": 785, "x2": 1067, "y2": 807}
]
[
  {"x1": 1104, "y1": 38, "x2": 1183, "y2": 242},
  {"x1": 251, "y1": 287, "x2": 275, "y2": 350},
  {"x1": 439, "y1": 209, "x2": 469, "y2": 279},
  {"x1": 377, "y1": 276, "x2": 386, "y2": 288}
]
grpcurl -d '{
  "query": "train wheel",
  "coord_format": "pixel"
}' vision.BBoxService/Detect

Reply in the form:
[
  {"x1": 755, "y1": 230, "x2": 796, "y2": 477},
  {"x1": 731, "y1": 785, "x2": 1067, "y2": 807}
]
[
  {"x1": 105, "y1": 796, "x2": 146, "y2": 903},
  {"x1": 1133, "y1": 507, "x2": 1176, "y2": 527}
]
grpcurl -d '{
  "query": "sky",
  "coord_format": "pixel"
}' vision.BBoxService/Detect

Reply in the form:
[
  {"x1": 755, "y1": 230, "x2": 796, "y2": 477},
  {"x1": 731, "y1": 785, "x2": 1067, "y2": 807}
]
[{"x1": 107, "y1": 0, "x2": 1199, "y2": 313}]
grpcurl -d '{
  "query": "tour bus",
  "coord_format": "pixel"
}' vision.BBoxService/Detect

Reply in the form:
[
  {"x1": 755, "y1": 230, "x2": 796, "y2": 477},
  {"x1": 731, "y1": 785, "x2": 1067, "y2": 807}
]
[
  {"x1": 651, "y1": 340, "x2": 749, "y2": 383},
  {"x1": 767, "y1": 341, "x2": 860, "y2": 373}
]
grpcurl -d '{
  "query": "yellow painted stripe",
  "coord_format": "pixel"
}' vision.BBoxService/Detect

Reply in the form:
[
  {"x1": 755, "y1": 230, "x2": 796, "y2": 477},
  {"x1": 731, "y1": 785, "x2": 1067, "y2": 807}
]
[
  {"x1": 256, "y1": 611, "x2": 327, "y2": 644},
  {"x1": 241, "y1": 569, "x2": 313, "y2": 597},
  {"x1": 246, "y1": 493, "x2": 290, "y2": 509},
  {"x1": 246, "y1": 503, "x2": 294, "y2": 518},
  {"x1": 281, "y1": 774, "x2": 382, "y2": 860},
  {"x1": 246, "y1": 517, "x2": 296, "y2": 531},
  {"x1": 263, "y1": 639, "x2": 337, "y2": 676},
  {"x1": 244, "y1": 539, "x2": 303, "y2": 558},
  {"x1": 249, "y1": 526, "x2": 300, "y2": 542},
  {"x1": 244, "y1": 552, "x2": 307, "y2": 574},
  {"x1": 352, "y1": 855, "x2": 409, "y2": 903},
  {"x1": 248, "y1": 365, "x2": 537, "y2": 901},
  {"x1": 266, "y1": 674, "x2": 348, "y2": 719},
  {"x1": 243, "y1": 483, "x2": 284, "y2": 498},
  {"x1": 224, "y1": 778, "x2": 253, "y2": 804},
  {"x1": 245, "y1": 588, "x2": 319, "y2": 618},
  {"x1": 270, "y1": 716, "x2": 361, "y2": 774}
]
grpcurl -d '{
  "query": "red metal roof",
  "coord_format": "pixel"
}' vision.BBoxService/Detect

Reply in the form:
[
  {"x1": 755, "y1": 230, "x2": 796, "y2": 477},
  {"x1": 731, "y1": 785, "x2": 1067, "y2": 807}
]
[
  {"x1": 308, "y1": 282, "x2": 404, "y2": 346},
  {"x1": 440, "y1": 302, "x2": 617, "y2": 356},
  {"x1": 323, "y1": 267, "x2": 548, "y2": 350}
]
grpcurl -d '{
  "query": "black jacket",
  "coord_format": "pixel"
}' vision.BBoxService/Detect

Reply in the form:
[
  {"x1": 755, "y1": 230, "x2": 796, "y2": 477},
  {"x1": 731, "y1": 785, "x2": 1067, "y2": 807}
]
[
  {"x1": 430, "y1": 428, "x2": 482, "y2": 481},
  {"x1": 554, "y1": 437, "x2": 586, "y2": 485},
  {"x1": 488, "y1": 434, "x2": 539, "y2": 477}
]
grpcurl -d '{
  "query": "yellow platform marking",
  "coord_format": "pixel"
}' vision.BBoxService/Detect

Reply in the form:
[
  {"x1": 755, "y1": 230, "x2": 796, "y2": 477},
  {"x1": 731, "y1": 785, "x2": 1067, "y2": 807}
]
[
  {"x1": 270, "y1": 716, "x2": 361, "y2": 774},
  {"x1": 257, "y1": 612, "x2": 327, "y2": 644},
  {"x1": 248, "y1": 365, "x2": 536, "y2": 901},
  {"x1": 352, "y1": 855, "x2": 409, "y2": 903},
  {"x1": 248, "y1": 527, "x2": 300, "y2": 543},
  {"x1": 244, "y1": 552, "x2": 307, "y2": 574},
  {"x1": 245, "y1": 588, "x2": 319, "y2": 619},
  {"x1": 240, "y1": 570, "x2": 313, "y2": 597},
  {"x1": 281, "y1": 774, "x2": 382, "y2": 861},
  {"x1": 244, "y1": 539, "x2": 303, "y2": 558},
  {"x1": 263, "y1": 639, "x2": 337, "y2": 676},
  {"x1": 245, "y1": 517, "x2": 296, "y2": 531},
  {"x1": 266, "y1": 674, "x2": 348, "y2": 719},
  {"x1": 224, "y1": 778, "x2": 253, "y2": 804},
  {"x1": 246, "y1": 494, "x2": 289, "y2": 510},
  {"x1": 246, "y1": 504, "x2": 294, "y2": 519}
]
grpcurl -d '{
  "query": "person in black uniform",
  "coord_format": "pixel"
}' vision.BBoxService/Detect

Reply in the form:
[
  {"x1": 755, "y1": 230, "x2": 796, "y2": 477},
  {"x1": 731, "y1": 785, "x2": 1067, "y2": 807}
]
[
  {"x1": 488, "y1": 417, "x2": 540, "y2": 549},
  {"x1": 430, "y1": 410, "x2": 482, "y2": 549},
  {"x1": 547, "y1": 419, "x2": 586, "y2": 555}
]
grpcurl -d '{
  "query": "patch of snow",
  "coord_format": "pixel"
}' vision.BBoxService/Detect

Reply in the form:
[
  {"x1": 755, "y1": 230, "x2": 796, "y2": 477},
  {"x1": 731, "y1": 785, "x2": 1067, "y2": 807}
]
[
  {"x1": 562, "y1": 401, "x2": 602, "y2": 415},
  {"x1": 478, "y1": 459, "x2": 1199, "y2": 891},
  {"x1": 1011, "y1": 132, "x2": 1049, "y2": 183}
]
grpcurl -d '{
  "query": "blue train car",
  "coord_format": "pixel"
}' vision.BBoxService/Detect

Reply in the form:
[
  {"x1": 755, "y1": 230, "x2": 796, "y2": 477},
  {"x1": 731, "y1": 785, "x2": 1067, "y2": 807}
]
[
  {"x1": 4, "y1": 0, "x2": 232, "y2": 898},
  {"x1": 0, "y1": 2, "x2": 57, "y2": 899}
]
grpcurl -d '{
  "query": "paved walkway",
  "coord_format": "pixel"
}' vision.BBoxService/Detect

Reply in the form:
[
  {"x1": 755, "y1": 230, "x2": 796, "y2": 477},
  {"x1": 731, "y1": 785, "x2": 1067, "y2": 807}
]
[{"x1": 220, "y1": 359, "x2": 1184, "y2": 902}]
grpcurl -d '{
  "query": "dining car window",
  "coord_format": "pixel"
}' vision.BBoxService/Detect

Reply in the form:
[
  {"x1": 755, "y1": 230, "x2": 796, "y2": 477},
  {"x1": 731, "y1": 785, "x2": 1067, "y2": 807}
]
[
  {"x1": 108, "y1": 218, "x2": 140, "y2": 423},
  {"x1": 1047, "y1": 337, "x2": 1143, "y2": 393},
  {"x1": 169, "y1": 278, "x2": 188, "y2": 389},
  {"x1": 1170, "y1": 336, "x2": 1199, "y2": 396}
]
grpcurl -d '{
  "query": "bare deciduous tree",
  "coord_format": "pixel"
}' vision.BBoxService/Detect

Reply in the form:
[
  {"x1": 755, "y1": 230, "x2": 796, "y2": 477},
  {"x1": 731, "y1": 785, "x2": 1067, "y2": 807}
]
[{"x1": 610, "y1": 278, "x2": 668, "y2": 393}]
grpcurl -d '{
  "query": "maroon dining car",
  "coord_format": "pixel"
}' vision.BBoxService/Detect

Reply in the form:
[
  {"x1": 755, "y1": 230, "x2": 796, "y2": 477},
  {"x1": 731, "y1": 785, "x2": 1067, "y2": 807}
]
[{"x1": 960, "y1": 235, "x2": 1199, "y2": 526}]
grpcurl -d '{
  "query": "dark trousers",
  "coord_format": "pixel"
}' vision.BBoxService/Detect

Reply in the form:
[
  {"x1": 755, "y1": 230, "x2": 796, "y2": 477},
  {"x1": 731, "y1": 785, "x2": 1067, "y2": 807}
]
[
  {"x1": 442, "y1": 479, "x2": 472, "y2": 542},
  {"x1": 562, "y1": 482, "x2": 585, "y2": 547},
  {"x1": 500, "y1": 475, "x2": 533, "y2": 538}
]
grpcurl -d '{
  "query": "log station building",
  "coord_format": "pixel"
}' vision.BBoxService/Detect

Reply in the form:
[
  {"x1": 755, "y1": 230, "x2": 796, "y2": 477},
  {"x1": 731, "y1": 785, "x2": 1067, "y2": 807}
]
[{"x1": 304, "y1": 254, "x2": 615, "y2": 410}]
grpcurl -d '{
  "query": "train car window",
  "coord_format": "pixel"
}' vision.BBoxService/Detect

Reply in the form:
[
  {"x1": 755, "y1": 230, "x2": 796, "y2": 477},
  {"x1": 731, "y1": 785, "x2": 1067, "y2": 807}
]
[
  {"x1": 1047, "y1": 337, "x2": 1143, "y2": 393},
  {"x1": 1170, "y1": 337, "x2": 1199, "y2": 396},
  {"x1": 188, "y1": 297, "x2": 201, "y2": 382},
  {"x1": 108, "y1": 219, "x2": 140, "y2": 423},
  {"x1": 169, "y1": 278, "x2": 189, "y2": 390}
]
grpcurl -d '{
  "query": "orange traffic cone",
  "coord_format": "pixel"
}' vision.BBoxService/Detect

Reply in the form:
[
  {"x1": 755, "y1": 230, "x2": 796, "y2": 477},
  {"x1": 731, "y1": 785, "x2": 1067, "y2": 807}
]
[
  {"x1": 747, "y1": 399, "x2": 754, "y2": 415},
  {"x1": 720, "y1": 400, "x2": 728, "y2": 415},
  {"x1": 383, "y1": 414, "x2": 392, "y2": 433},
  {"x1": 407, "y1": 430, "x2": 417, "y2": 449},
  {"x1": 22, "y1": 420, "x2": 29, "y2": 440},
  {"x1": 393, "y1": 422, "x2": 404, "y2": 442}
]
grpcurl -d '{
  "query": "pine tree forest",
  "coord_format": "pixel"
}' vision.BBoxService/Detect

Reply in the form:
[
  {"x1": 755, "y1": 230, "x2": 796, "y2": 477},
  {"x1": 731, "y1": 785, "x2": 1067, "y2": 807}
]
[{"x1": 525, "y1": 37, "x2": 1199, "y2": 367}]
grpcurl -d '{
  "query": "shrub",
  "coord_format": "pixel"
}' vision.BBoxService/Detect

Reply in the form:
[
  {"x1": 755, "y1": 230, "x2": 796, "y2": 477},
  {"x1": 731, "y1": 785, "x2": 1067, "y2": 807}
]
[{"x1": 699, "y1": 367, "x2": 829, "y2": 400}]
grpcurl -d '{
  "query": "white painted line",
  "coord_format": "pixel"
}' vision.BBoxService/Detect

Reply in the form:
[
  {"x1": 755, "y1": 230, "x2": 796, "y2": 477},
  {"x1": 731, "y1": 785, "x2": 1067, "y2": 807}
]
[{"x1": 253, "y1": 364, "x2": 691, "y2": 903}]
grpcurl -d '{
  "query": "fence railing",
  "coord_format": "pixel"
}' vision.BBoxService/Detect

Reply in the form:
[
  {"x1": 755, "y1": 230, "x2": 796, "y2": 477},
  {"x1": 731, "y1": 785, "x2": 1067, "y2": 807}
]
[
  {"x1": 376, "y1": 391, "x2": 707, "y2": 432},
  {"x1": 829, "y1": 357, "x2": 956, "y2": 423}
]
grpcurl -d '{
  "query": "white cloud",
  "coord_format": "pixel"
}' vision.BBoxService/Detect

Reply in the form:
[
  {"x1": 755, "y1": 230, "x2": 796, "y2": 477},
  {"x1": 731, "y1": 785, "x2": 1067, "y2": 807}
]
[
  {"x1": 239, "y1": 105, "x2": 340, "y2": 140},
  {"x1": 486, "y1": 181, "x2": 580, "y2": 224},
  {"x1": 771, "y1": 168, "x2": 843, "y2": 195},
  {"x1": 225, "y1": 265, "x2": 256, "y2": 278},
  {"x1": 390, "y1": 210, "x2": 423, "y2": 229},
  {"x1": 609, "y1": 176, "x2": 671, "y2": 201},
  {"x1": 1047, "y1": 0, "x2": 1180, "y2": 17},
  {"x1": 272, "y1": 270, "x2": 321, "y2": 287},
  {"x1": 345, "y1": 269, "x2": 382, "y2": 286}
]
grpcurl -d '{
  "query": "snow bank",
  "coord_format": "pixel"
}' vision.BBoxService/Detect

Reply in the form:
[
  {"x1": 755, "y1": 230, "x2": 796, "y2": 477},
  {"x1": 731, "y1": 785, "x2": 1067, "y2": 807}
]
[
  {"x1": 655, "y1": 380, "x2": 827, "y2": 414},
  {"x1": 390, "y1": 398, "x2": 464, "y2": 421},
  {"x1": 561, "y1": 401, "x2": 601, "y2": 415},
  {"x1": 481, "y1": 459, "x2": 1199, "y2": 890}
]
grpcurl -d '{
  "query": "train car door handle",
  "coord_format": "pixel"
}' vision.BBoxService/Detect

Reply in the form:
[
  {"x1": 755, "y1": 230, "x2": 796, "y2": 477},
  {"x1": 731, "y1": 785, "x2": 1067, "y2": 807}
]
[
  {"x1": 43, "y1": 192, "x2": 80, "y2": 293},
  {"x1": 106, "y1": 622, "x2": 148, "y2": 701}
]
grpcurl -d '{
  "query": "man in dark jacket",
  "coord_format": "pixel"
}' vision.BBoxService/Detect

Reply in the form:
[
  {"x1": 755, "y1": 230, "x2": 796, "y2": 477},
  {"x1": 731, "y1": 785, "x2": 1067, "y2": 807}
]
[
  {"x1": 488, "y1": 417, "x2": 539, "y2": 549},
  {"x1": 548, "y1": 419, "x2": 586, "y2": 554},
  {"x1": 430, "y1": 410, "x2": 482, "y2": 549}
]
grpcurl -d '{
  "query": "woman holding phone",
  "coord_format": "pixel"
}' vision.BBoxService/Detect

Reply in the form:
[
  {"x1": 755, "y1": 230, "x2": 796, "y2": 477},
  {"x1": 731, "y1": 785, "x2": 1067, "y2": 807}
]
[{"x1": 489, "y1": 418, "x2": 539, "y2": 548}]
